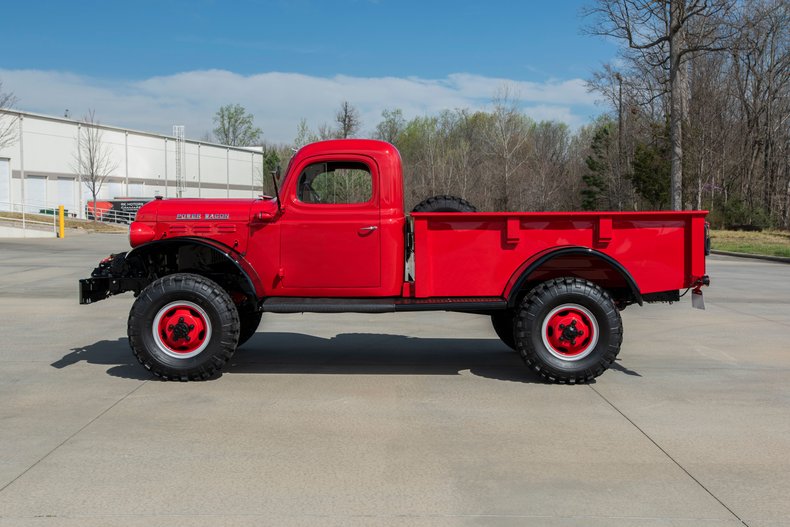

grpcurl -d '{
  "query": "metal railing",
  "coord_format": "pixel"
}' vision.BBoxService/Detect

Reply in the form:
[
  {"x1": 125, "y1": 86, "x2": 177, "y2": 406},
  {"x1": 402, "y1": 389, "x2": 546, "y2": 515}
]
[
  {"x1": 0, "y1": 200, "x2": 59, "y2": 234},
  {"x1": 0, "y1": 198, "x2": 137, "y2": 236}
]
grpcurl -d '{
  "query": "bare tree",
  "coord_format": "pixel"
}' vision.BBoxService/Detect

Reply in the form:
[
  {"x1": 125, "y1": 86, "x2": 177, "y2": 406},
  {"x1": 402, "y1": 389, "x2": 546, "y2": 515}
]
[
  {"x1": 293, "y1": 118, "x2": 319, "y2": 149},
  {"x1": 335, "y1": 101, "x2": 361, "y2": 139},
  {"x1": 374, "y1": 108, "x2": 406, "y2": 144},
  {"x1": 74, "y1": 110, "x2": 118, "y2": 220},
  {"x1": 317, "y1": 123, "x2": 336, "y2": 140},
  {"x1": 585, "y1": 0, "x2": 737, "y2": 209},
  {"x1": 731, "y1": 0, "x2": 790, "y2": 215},
  {"x1": 212, "y1": 104, "x2": 262, "y2": 146},
  {"x1": 0, "y1": 80, "x2": 18, "y2": 150},
  {"x1": 484, "y1": 87, "x2": 530, "y2": 211}
]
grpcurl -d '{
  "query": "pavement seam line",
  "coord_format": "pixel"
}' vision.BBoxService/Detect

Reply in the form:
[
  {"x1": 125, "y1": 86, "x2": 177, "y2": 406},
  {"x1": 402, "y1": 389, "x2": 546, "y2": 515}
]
[
  {"x1": 0, "y1": 380, "x2": 149, "y2": 495},
  {"x1": 588, "y1": 385, "x2": 749, "y2": 527}
]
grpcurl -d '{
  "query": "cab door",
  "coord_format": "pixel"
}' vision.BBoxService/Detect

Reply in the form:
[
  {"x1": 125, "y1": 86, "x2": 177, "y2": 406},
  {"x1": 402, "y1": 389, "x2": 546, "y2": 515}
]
[{"x1": 280, "y1": 156, "x2": 381, "y2": 290}]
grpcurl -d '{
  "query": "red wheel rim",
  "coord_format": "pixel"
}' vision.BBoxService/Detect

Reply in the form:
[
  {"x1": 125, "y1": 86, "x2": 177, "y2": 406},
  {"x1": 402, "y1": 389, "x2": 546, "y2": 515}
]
[
  {"x1": 541, "y1": 304, "x2": 599, "y2": 361},
  {"x1": 152, "y1": 301, "x2": 212, "y2": 359}
]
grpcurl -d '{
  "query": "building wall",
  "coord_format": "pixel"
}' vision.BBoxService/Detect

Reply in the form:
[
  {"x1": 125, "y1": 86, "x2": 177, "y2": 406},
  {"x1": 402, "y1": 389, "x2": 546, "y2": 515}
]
[{"x1": 0, "y1": 110, "x2": 265, "y2": 217}]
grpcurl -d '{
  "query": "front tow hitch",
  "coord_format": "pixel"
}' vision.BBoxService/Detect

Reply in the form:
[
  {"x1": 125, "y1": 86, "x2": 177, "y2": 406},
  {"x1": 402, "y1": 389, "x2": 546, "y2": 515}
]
[{"x1": 79, "y1": 252, "x2": 143, "y2": 305}]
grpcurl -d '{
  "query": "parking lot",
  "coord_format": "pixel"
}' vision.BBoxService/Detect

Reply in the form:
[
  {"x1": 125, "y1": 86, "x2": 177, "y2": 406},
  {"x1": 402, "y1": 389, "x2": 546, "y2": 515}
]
[{"x1": 0, "y1": 233, "x2": 788, "y2": 526}]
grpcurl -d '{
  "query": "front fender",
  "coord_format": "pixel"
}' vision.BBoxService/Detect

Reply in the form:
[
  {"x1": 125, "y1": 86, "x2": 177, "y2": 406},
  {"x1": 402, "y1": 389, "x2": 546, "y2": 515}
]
[{"x1": 126, "y1": 237, "x2": 265, "y2": 299}]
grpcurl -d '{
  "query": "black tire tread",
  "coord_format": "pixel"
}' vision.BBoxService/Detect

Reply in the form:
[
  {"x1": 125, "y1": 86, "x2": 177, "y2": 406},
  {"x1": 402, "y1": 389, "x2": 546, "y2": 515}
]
[
  {"x1": 237, "y1": 310, "x2": 263, "y2": 347},
  {"x1": 515, "y1": 277, "x2": 623, "y2": 384},
  {"x1": 127, "y1": 273, "x2": 239, "y2": 381},
  {"x1": 491, "y1": 311, "x2": 516, "y2": 350},
  {"x1": 412, "y1": 195, "x2": 477, "y2": 213}
]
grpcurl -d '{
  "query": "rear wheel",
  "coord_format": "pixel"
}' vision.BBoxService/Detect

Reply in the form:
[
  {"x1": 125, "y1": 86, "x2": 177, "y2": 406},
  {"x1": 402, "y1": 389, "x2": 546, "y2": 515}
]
[
  {"x1": 515, "y1": 277, "x2": 622, "y2": 384},
  {"x1": 491, "y1": 311, "x2": 516, "y2": 350},
  {"x1": 128, "y1": 273, "x2": 240, "y2": 381}
]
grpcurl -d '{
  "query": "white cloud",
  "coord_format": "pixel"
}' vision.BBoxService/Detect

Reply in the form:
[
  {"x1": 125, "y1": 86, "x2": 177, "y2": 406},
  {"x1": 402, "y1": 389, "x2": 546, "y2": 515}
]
[{"x1": 0, "y1": 69, "x2": 598, "y2": 143}]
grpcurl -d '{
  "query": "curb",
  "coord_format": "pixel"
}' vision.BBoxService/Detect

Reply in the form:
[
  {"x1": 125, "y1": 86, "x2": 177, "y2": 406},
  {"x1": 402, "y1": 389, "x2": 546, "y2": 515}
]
[{"x1": 711, "y1": 250, "x2": 790, "y2": 264}]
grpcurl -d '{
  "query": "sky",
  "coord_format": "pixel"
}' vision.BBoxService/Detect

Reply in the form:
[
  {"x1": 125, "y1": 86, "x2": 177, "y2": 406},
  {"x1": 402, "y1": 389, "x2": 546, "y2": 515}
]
[{"x1": 0, "y1": 0, "x2": 619, "y2": 143}]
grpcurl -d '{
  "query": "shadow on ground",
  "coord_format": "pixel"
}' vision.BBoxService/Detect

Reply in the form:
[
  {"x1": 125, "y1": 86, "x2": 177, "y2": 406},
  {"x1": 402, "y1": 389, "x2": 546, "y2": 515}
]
[
  {"x1": 52, "y1": 332, "x2": 640, "y2": 383},
  {"x1": 51, "y1": 338, "x2": 153, "y2": 381}
]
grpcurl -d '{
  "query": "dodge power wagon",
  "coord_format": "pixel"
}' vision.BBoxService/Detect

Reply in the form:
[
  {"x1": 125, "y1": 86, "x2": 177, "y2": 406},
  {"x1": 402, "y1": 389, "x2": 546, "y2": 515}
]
[{"x1": 79, "y1": 139, "x2": 710, "y2": 383}]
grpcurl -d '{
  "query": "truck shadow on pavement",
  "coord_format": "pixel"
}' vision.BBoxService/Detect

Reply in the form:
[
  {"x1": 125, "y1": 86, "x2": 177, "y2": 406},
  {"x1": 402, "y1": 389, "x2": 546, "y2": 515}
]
[
  {"x1": 51, "y1": 338, "x2": 152, "y2": 381},
  {"x1": 53, "y1": 332, "x2": 640, "y2": 383}
]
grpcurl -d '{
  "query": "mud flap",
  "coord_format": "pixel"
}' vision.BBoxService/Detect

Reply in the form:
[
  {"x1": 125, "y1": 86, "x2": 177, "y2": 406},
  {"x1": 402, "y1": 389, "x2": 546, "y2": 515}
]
[{"x1": 692, "y1": 288, "x2": 705, "y2": 310}]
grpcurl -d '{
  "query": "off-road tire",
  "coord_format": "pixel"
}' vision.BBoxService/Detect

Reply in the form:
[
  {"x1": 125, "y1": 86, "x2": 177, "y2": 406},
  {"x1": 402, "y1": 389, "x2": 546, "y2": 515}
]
[
  {"x1": 128, "y1": 273, "x2": 240, "y2": 381},
  {"x1": 238, "y1": 310, "x2": 263, "y2": 347},
  {"x1": 412, "y1": 195, "x2": 477, "y2": 213},
  {"x1": 491, "y1": 311, "x2": 516, "y2": 350},
  {"x1": 515, "y1": 277, "x2": 622, "y2": 384}
]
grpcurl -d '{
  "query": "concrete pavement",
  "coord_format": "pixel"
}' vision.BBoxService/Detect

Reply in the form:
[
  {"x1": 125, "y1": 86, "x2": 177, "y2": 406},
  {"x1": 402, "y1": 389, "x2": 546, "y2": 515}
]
[{"x1": 0, "y1": 233, "x2": 788, "y2": 526}]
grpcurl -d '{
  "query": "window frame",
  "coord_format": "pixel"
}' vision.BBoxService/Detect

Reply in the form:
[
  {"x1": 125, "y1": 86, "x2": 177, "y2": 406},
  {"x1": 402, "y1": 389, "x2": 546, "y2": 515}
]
[{"x1": 289, "y1": 155, "x2": 378, "y2": 209}]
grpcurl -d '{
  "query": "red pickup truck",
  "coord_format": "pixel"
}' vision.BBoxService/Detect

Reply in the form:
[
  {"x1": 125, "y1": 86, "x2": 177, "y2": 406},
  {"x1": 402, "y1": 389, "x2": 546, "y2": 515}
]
[{"x1": 80, "y1": 139, "x2": 709, "y2": 383}]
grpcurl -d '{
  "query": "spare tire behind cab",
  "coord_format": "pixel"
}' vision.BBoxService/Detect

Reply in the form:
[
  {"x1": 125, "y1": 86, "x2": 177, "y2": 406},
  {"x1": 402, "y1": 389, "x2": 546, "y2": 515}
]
[{"x1": 412, "y1": 195, "x2": 477, "y2": 213}]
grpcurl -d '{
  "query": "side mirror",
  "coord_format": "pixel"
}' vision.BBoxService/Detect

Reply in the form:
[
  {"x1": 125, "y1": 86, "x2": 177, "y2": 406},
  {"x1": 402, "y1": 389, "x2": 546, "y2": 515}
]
[{"x1": 252, "y1": 210, "x2": 275, "y2": 224}]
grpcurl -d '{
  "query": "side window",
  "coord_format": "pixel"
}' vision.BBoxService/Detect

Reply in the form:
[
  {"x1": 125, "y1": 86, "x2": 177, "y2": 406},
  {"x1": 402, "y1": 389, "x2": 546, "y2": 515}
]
[{"x1": 296, "y1": 161, "x2": 373, "y2": 204}]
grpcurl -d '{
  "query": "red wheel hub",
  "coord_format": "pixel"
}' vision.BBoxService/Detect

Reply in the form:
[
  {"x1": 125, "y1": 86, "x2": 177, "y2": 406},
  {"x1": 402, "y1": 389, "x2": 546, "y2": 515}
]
[
  {"x1": 544, "y1": 305, "x2": 595, "y2": 358},
  {"x1": 156, "y1": 304, "x2": 208, "y2": 355}
]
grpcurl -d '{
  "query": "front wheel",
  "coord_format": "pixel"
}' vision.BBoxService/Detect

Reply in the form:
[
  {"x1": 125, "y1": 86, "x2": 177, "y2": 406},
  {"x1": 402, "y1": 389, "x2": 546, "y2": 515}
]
[
  {"x1": 491, "y1": 311, "x2": 516, "y2": 350},
  {"x1": 237, "y1": 309, "x2": 262, "y2": 347},
  {"x1": 515, "y1": 278, "x2": 622, "y2": 384},
  {"x1": 128, "y1": 273, "x2": 240, "y2": 381}
]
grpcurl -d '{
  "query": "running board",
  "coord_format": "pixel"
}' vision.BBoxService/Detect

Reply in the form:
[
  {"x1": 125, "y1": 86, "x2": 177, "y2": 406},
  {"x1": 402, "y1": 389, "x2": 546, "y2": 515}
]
[{"x1": 261, "y1": 297, "x2": 507, "y2": 314}]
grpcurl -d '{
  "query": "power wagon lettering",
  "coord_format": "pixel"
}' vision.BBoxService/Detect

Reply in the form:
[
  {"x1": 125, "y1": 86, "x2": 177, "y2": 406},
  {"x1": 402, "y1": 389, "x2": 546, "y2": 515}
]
[{"x1": 174, "y1": 213, "x2": 230, "y2": 220}]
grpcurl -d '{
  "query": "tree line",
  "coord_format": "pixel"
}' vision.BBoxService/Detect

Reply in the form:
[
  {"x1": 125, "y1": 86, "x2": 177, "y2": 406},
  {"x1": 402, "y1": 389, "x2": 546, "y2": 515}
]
[
  {"x1": 221, "y1": 1, "x2": 789, "y2": 229},
  {"x1": 2, "y1": 0, "x2": 786, "y2": 228},
  {"x1": 585, "y1": 0, "x2": 790, "y2": 228}
]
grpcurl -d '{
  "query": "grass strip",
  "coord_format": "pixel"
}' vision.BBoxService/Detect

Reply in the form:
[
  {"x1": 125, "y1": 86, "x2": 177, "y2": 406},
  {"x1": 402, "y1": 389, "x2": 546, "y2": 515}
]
[{"x1": 710, "y1": 229, "x2": 790, "y2": 258}]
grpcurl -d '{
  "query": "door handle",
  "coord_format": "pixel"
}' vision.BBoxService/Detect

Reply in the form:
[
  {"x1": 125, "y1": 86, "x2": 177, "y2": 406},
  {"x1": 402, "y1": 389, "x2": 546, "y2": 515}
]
[{"x1": 359, "y1": 226, "x2": 378, "y2": 231}]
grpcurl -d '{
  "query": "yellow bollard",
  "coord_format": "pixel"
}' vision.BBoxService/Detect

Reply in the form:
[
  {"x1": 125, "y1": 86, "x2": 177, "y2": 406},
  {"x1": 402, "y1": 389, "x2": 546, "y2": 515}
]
[{"x1": 58, "y1": 205, "x2": 65, "y2": 239}]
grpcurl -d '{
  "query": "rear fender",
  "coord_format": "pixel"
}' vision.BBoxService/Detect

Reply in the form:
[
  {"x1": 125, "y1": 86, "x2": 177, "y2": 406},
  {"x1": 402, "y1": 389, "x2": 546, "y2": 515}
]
[{"x1": 504, "y1": 246, "x2": 642, "y2": 308}]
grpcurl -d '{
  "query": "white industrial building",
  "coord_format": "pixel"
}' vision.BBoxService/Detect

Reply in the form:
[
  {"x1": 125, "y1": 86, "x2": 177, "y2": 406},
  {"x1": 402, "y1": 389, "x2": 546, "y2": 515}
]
[{"x1": 0, "y1": 110, "x2": 265, "y2": 218}]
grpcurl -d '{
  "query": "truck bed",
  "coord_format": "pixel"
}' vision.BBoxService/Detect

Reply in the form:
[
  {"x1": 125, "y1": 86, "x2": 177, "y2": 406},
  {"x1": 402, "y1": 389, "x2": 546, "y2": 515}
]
[{"x1": 411, "y1": 211, "x2": 708, "y2": 298}]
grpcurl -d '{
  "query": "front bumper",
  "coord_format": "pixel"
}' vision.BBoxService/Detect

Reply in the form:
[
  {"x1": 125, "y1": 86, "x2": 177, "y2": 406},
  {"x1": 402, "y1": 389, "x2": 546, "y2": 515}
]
[
  {"x1": 79, "y1": 277, "x2": 112, "y2": 304},
  {"x1": 78, "y1": 252, "x2": 144, "y2": 305}
]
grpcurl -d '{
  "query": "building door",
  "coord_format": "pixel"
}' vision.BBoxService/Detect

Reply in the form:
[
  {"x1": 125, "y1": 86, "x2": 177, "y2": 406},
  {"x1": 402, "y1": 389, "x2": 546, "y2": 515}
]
[
  {"x1": 24, "y1": 175, "x2": 47, "y2": 213},
  {"x1": 106, "y1": 181, "x2": 123, "y2": 199},
  {"x1": 128, "y1": 183, "x2": 144, "y2": 197},
  {"x1": 57, "y1": 177, "x2": 76, "y2": 215},
  {"x1": 0, "y1": 159, "x2": 9, "y2": 211}
]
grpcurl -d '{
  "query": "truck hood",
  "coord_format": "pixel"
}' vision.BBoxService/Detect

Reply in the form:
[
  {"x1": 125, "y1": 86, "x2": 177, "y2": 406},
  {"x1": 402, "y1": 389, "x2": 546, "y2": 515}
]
[
  {"x1": 136, "y1": 198, "x2": 260, "y2": 222},
  {"x1": 133, "y1": 198, "x2": 280, "y2": 253}
]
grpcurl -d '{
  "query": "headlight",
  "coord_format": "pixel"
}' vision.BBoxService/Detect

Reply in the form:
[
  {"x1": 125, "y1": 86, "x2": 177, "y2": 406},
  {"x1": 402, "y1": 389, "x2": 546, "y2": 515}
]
[{"x1": 129, "y1": 221, "x2": 156, "y2": 247}]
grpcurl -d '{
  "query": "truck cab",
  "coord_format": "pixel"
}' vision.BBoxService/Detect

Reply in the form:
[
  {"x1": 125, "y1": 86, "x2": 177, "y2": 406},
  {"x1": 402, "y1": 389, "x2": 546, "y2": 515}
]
[{"x1": 247, "y1": 140, "x2": 407, "y2": 296}]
